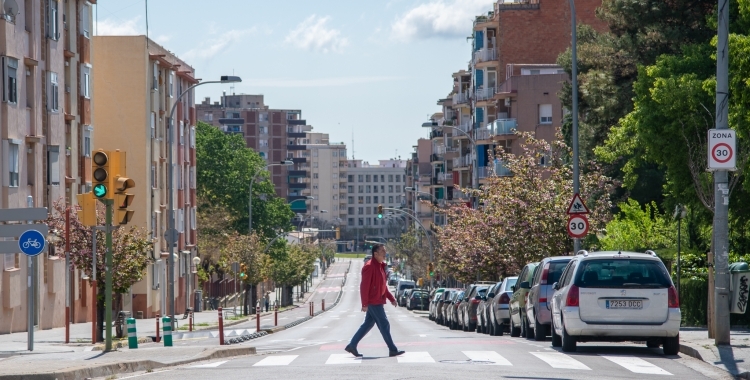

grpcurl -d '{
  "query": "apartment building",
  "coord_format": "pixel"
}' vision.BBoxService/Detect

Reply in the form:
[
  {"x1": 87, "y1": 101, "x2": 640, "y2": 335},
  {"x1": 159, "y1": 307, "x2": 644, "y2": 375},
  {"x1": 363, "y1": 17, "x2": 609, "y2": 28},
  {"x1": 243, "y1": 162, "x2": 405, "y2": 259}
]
[
  {"x1": 432, "y1": 0, "x2": 607, "y2": 193},
  {"x1": 93, "y1": 36, "x2": 197, "y2": 318},
  {"x1": 0, "y1": 0, "x2": 94, "y2": 334},
  {"x1": 405, "y1": 139, "x2": 437, "y2": 232},
  {"x1": 305, "y1": 132, "x2": 347, "y2": 225},
  {"x1": 345, "y1": 159, "x2": 407, "y2": 241},
  {"x1": 196, "y1": 94, "x2": 312, "y2": 216}
]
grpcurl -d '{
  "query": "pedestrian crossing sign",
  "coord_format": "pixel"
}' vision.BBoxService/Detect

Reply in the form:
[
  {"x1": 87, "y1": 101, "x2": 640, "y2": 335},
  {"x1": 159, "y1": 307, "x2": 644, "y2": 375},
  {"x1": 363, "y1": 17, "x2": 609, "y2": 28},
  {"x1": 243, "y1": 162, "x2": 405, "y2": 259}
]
[{"x1": 566, "y1": 193, "x2": 589, "y2": 215}]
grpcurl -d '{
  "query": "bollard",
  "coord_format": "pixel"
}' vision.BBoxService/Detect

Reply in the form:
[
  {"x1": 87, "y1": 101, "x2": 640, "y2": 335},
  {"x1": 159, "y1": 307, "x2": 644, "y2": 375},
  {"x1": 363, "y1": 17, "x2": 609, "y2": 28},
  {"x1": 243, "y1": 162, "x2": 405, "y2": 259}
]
[
  {"x1": 155, "y1": 313, "x2": 161, "y2": 343},
  {"x1": 256, "y1": 303, "x2": 260, "y2": 332},
  {"x1": 127, "y1": 318, "x2": 138, "y2": 349},
  {"x1": 162, "y1": 316, "x2": 173, "y2": 347},
  {"x1": 274, "y1": 304, "x2": 278, "y2": 326},
  {"x1": 322, "y1": 299, "x2": 325, "y2": 311},
  {"x1": 310, "y1": 301, "x2": 313, "y2": 316},
  {"x1": 218, "y1": 307, "x2": 224, "y2": 345},
  {"x1": 189, "y1": 311, "x2": 193, "y2": 332}
]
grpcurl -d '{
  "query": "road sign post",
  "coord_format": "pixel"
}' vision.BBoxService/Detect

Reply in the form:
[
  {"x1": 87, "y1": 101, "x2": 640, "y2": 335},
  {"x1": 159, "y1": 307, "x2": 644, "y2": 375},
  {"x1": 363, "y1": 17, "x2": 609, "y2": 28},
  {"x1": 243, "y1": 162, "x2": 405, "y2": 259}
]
[
  {"x1": 102, "y1": 199, "x2": 114, "y2": 351},
  {"x1": 708, "y1": 129, "x2": 737, "y2": 171},
  {"x1": 567, "y1": 215, "x2": 589, "y2": 239}
]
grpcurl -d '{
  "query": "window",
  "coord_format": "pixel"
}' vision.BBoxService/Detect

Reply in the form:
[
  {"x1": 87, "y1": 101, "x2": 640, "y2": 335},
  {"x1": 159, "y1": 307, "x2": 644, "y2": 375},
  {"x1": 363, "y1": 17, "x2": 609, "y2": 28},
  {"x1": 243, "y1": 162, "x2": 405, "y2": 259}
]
[
  {"x1": 259, "y1": 113, "x2": 268, "y2": 121},
  {"x1": 312, "y1": 150, "x2": 318, "y2": 157},
  {"x1": 348, "y1": 207, "x2": 355, "y2": 214},
  {"x1": 373, "y1": 196, "x2": 378, "y2": 203},
  {"x1": 388, "y1": 196, "x2": 394, "y2": 203},
  {"x1": 47, "y1": 146, "x2": 59, "y2": 185},
  {"x1": 348, "y1": 196, "x2": 354, "y2": 204},
  {"x1": 365, "y1": 175, "x2": 371, "y2": 182},
  {"x1": 169, "y1": 72, "x2": 174, "y2": 97},
  {"x1": 366, "y1": 207, "x2": 372, "y2": 214},
  {"x1": 380, "y1": 175, "x2": 384, "y2": 182},
  {"x1": 191, "y1": 207, "x2": 196, "y2": 230},
  {"x1": 259, "y1": 126, "x2": 267, "y2": 134},
  {"x1": 380, "y1": 185, "x2": 385, "y2": 193},
  {"x1": 396, "y1": 195, "x2": 401, "y2": 203},
  {"x1": 539, "y1": 104, "x2": 552, "y2": 124},
  {"x1": 7, "y1": 142, "x2": 19, "y2": 187},
  {"x1": 373, "y1": 219, "x2": 378, "y2": 226},
  {"x1": 396, "y1": 175, "x2": 401, "y2": 182},
  {"x1": 151, "y1": 163, "x2": 156, "y2": 188},
  {"x1": 3, "y1": 57, "x2": 18, "y2": 103},
  {"x1": 259, "y1": 139, "x2": 268, "y2": 147},
  {"x1": 358, "y1": 207, "x2": 364, "y2": 215},
  {"x1": 81, "y1": 3, "x2": 90, "y2": 37},
  {"x1": 358, "y1": 218, "x2": 364, "y2": 226},
  {"x1": 313, "y1": 162, "x2": 318, "y2": 168},
  {"x1": 47, "y1": 72, "x2": 59, "y2": 111},
  {"x1": 358, "y1": 185, "x2": 364, "y2": 192},
  {"x1": 366, "y1": 185, "x2": 371, "y2": 193},
  {"x1": 152, "y1": 62, "x2": 158, "y2": 90},
  {"x1": 81, "y1": 66, "x2": 91, "y2": 99},
  {"x1": 373, "y1": 185, "x2": 378, "y2": 193},
  {"x1": 358, "y1": 196, "x2": 364, "y2": 204},
  {"x1": 388, "y1": 174, "x2": 393, "y2": 182},
  {"x1": 333, "y1": 173, "x2": 338, "y2": 179},
  {"x1": 396, "y1": 185, "x2": 401, "y2": 193},
  {"x1": 47, "y1": 0, "x2": 59, "y2": 40},
  {"x1": 389, "y1": 185, "x2": 394, "y2": 193},
  {"x1": 358, "y1": 175, "x2": 364, "y2": 182},
  {"x1": 313, "y1": 173, "x2": 319, "y2": 179},
  {"x1": 204, "y1": 113, "x2": 213, "y2": 121},
  {"x1": 313, "y1": 205, "x2": 318, "y2": 211},
  {"x1": 348, "y1": 218, "x2": 354, "y2": 226},
  {"x1": 348, "y1": 185, "x2": 354, "y2": 193},
  {"x1": 366, "y1": 218, "x2": 371, "y2": 226},
  {"x1": 348, "y1": 175, "x2": 354, "y2": 182},
  {"x1": 190, "y1": 127, "x2": 196, "y2": 148},
  {"x1": 332, "y1": 151, "x2": 338, "y2": 157},
  {"x1": 333, "y1": 184, "x2": 338, "y2": 190},
  {"x1": 332, "y1": 194, "x2": 338, "y2": 200},
  {"x1": 373, "y1": 175, "x2": 378, "y2": 183},
  {"x1": 332, "y1": 162, "x2": 338, "y2": 168},
  {"x1": 366, "y1": 196, "x2": 371, "y2": 204}
]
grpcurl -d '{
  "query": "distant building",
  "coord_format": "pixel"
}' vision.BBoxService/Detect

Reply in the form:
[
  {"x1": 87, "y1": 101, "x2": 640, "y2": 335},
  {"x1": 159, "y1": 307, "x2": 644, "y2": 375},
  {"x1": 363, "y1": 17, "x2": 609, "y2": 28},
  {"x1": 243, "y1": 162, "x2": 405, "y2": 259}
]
[
  {"x1": 304, "y1": 132, "x2": 347, "y2": 227},
  {"x1": 345, "y1": 159, "x2": 407, "y2": 242}
]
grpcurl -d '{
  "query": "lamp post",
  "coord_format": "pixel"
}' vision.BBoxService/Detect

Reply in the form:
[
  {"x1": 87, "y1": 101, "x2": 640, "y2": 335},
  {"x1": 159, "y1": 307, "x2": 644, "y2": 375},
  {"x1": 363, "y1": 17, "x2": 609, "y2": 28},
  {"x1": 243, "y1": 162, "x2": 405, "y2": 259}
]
[
  {"x1": 249, "y1": 160, "x2": 294, "y2": 235},
  {"x1": 167, "y1": 75, "x2": 241, "y2": 327},
  {"x1": 569, "y1": 0, "x2": 581, "y2": 253},
  {"x1": 191, "y1": 256, "x2": 200, "y2": 311},
  {"x1": 422, "y1": 122, "x2": 478, "y2": 208}
]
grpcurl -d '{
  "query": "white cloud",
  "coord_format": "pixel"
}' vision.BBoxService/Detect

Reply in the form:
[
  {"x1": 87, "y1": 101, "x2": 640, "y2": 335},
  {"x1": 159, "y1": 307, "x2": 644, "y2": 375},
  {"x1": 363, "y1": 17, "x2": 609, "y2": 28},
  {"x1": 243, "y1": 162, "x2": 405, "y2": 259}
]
[
  {"x1": 154, "y1": 34, "x2": 172, "y2": 44},
  {"x1": 391, "y1": 0, "x2": 494, "y2": 41},
  {"x1": 182, "y1": 28, "x2": 257, "y2": 61},
  {"x1": 96, "y1": 16, "x2": 141, "y2": 36},
  {"x1": 243, "y1": 76, "x2": 402, "y2": 88},
  {"x1": 285, "y1": 15, "x2": 349, "y2": 53}
]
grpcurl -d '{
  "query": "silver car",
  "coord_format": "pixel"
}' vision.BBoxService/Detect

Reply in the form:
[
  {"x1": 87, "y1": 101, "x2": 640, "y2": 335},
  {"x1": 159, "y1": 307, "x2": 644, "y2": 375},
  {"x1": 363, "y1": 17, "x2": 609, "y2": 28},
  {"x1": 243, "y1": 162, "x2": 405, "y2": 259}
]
[
  {"x1": 488, "y1": 276, "x2": 517, "y2": 336},
  {"x1": 525, "y1": 256, "x2": 572, "y2": 341},
  {"x1": 550, "y1": 251, "x2": 681, "y2": 354}
]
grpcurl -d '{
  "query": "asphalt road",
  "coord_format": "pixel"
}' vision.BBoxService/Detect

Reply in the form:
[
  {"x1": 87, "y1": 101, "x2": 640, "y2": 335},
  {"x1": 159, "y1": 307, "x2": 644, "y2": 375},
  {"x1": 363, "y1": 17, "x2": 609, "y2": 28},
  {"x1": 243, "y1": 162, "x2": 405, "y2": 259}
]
[{"x1": 107, "y1": 259, "x2": 729, "y2": 380}]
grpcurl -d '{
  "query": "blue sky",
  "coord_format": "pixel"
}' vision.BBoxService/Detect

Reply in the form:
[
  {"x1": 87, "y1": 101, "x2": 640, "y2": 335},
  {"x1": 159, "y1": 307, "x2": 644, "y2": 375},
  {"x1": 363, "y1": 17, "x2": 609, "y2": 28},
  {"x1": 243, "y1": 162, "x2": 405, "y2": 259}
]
[{"x1": 95, "y1": 0, "x2": 495, "y2": 162}]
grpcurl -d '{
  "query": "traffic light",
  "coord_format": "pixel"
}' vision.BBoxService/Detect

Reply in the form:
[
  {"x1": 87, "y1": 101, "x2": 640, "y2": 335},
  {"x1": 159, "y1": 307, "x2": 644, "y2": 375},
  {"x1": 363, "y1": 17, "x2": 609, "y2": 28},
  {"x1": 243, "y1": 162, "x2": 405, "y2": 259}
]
[
  {"x1": 240, "y1": 263, "x2": 247, "y2": 279},
  {"x1": 91, "y1": 149, "x2": 111, "y2": 199},
  {"x1": 377, "y1": 204, "x2": 383, "y2": 219},
  {"x1": 110, "y1": 150, "x2": 135, "y2": 225},
  {"x1": 76, "y1": 192, "x2": 97, "y2": 226},
  {"x1": 428, "y1": 262, "x2": 434, "y2": 277},
  {"x1": 335, "y1": 227, "x2": 340, "y2": 240}
]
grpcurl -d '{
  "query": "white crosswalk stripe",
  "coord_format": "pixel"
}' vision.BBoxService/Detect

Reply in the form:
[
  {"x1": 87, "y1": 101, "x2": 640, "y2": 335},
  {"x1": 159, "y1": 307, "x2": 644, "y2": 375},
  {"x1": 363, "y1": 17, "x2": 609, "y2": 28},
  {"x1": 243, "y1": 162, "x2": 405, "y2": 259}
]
[
  {"x1": 397, "y1": 352, "x2": 435, "y2": 363},
  {"x1": 530, "y1": 352, "x2": 591, "y2": 370},
  {"x1": 253, "y1": 355, "x2": 298, "y2": 366},
  {"x1": 189, "y1": 360, "x2": 228, "y2": 368},
  {"x1": 600, "y1": 355, "x2": 672, "y2": 375},
  {"x1": 462, "y1": 351, "x2": 511, "y2": 365},
  {"x1": 326, "y1": 354, "x2": 362, "y2": 365}
]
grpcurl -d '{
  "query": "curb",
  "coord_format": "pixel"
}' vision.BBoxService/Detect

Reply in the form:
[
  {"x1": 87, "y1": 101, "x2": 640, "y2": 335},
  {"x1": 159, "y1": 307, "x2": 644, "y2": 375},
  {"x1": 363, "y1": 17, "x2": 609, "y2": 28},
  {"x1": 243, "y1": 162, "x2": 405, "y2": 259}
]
[
  {"x1": 91, "y1": 337, "x2": 152, "y2": 352},
  {"x1": 679, "y1": 343, "x2": 750, "y2": 379},
  {"x1": 0, "y1": 346, "x2": 256, "y2": 380}
]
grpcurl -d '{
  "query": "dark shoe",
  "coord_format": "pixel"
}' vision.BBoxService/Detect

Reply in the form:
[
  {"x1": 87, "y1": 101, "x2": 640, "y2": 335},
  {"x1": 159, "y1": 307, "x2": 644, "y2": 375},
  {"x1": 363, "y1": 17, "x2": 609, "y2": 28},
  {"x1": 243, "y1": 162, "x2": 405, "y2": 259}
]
[
  {"x1": 345, "y1": 345, "x2": 363, "y2": 357},
  {"x1": 389, "y1": 350, "x2": 405, "y2": 357}
]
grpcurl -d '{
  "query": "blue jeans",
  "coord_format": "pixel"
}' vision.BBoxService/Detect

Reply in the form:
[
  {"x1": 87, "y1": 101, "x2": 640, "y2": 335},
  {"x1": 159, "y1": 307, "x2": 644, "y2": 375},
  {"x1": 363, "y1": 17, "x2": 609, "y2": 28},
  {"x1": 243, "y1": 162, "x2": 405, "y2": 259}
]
[{"x1": 348, "y1": 304, "x2": 398, "y2": 352}]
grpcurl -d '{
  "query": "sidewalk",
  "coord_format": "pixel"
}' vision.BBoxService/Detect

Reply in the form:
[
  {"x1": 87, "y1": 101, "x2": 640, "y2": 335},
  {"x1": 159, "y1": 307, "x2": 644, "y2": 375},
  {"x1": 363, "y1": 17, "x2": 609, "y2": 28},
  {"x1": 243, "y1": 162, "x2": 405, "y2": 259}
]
[
  {"x1": 0, "y1": 259, "x2": 353, "y2": 380},
  {"x1": 680, "y1": 327, "x2": 750, "y2": 379}
]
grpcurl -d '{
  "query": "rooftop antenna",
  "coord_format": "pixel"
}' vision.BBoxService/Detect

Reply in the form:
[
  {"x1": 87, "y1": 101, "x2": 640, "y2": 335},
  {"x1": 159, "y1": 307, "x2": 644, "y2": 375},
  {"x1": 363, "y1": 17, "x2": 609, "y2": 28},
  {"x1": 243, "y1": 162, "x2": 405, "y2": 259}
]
[{"x1": 230, "y1": 69, "x2": 236, "y2": 95}]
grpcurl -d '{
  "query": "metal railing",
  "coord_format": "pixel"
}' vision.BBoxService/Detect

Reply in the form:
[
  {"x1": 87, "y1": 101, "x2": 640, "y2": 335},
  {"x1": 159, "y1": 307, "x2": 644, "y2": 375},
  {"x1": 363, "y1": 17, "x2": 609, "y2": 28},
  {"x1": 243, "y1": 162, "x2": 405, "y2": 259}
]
[
  {"x1": 438, "y1": 172, "x2": 453, "y2": 182},
  {"x1": 452, "y1": 92, "x2": 469, "y2": 104},
  {"x1": 475, "y1": 86, "x2": 496, "y2": 101},
  {"x1": 473, "y1": 48, "x2": 498, "y2": 64}
]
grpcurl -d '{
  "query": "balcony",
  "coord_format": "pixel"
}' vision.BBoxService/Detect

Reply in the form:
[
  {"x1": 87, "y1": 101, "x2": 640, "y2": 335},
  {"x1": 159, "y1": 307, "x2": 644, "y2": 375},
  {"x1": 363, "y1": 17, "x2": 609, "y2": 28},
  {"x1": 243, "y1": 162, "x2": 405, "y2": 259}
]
[
  {"x1": 453, "y1": 154, "x2": 472, "y2": 168},
  {"x1": 477, "y1": 166, "x2": 490, "y2": 179},
  {"x1": 430, "y1": 153, "x2": 442, "y2": 163},
  {"x1": 495, "y1": 161, "x2": 512, "y2": 176},
  {"x1": 497, "y1": 0, "x2": 540, "y2": 11},
  {"x1": 291, "y1": 157, "x2": 307, "y2": 164},
  {"x1": 474, "y1": 48, "x2": 497, "y2": 64},
  {"x1": 288, "y1": 132, "x2": 306, "y2": 138},
  {"x1": 288, "y1": 170, "x2": 307, "y2": 177},
  {"x1": 438, "y1": 172, "x2": 453, "y2": 182},
  {"x1": 475, "y1": 86, "x2": 496, "y2": 101},
  {"x1": 289, "y1": 183, "x2": 308, "y2": 190},
  {"x1": 417, "y1": 212, "x2": 433, "y2": 219},
  {"x1": 287, "y1": 119, "x2": 307, "y2": 126},
  {"x1": 430, "y1": 130, "x2": 444, "y2": 140},
  {"x1": 475, "y1": 118, "x2": 517, "y2": 141},
  {"x1": 287, "y1": 144, "x2": 306, "y2": 151},
  {"x1": 452, "y1": 92, "x2": 469, "y2": 105}
]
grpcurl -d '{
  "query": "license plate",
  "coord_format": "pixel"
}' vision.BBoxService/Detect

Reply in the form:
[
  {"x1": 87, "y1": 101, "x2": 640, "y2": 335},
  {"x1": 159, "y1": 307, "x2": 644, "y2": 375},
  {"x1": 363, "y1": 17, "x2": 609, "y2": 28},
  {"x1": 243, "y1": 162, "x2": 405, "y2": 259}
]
[{"x1": 605, "y1": 299, "x2": 643, "y2": 309}]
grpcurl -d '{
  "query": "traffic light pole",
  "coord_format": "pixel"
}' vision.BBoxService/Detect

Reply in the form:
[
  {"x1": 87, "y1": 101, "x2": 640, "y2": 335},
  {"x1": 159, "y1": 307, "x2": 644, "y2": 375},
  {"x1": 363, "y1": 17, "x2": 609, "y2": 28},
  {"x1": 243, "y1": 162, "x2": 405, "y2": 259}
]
[{"x1": 103, "y1": 199, "x2": 114, "y2": 351}]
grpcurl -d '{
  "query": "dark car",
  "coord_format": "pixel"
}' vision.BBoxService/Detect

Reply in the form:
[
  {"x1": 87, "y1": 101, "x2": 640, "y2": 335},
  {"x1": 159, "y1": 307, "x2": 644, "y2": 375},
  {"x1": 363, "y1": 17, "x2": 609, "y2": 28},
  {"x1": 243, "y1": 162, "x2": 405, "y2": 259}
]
[
  {"x1": 525, "y1": 256, "x2": 572, "y2": 341},
  {"x1": 436, "y1": 289, "x2": 455, "y2": 325},
  {"x1": 459, "y1": 284, "x2": 491, "y2": 332},
  {"x1": 448, "y1": 290, "x2": 465, "y2": 330},
  {"x1": 408, "y1": 290, "x2": 430, "y2": 311},
  {"x1": 477, "y1": 281, "x2": 504, "y2": 334}
]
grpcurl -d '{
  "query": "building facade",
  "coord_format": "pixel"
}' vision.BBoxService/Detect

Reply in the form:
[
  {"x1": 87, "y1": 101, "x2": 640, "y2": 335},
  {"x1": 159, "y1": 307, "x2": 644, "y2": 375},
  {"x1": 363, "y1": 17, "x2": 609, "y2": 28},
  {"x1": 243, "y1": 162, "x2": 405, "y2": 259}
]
[
  {"x1": 93, "y1": 36, "x2": 197, "y2": 318},
  {"x1": 0, "y1": 0, "x2": 95, "y2": 334},
  {"x1": 306, "y1": 132, "x2": 347, "y2": 226}
]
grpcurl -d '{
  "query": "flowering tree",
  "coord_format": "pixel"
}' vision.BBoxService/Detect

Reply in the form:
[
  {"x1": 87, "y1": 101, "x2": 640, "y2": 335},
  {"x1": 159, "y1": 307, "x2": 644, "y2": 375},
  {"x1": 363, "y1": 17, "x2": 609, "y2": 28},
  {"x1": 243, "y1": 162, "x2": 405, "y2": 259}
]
[
  {"x1": 437, "y1": 132, "x2": 614, "y2": 281},
  {"x1": 221, "y1": 232, "x2": 267, "y2": 315}
]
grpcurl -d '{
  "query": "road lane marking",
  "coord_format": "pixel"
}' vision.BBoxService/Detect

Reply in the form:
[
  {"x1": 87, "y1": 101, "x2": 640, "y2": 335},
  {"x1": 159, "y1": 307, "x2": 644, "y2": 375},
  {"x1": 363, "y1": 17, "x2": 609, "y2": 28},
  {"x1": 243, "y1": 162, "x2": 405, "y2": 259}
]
[
  {"x1": 530, "y1": 352, "x2": 590, "y2": 370},
  {"x1": 326, "y1": 354, "x2": 362, "y2": 364},
  {"x1": 600, "y1": 355, "x2": 672, "y2": 375},
  {"x1": 189, "y1": 360, "x2": 228, "y2": 368},
  {"x1": 397, "y1": 352, "x2": 435, "y2": 363},
  {"x1": 462, "y1": 351, "x2": 511, "y2": 366},
  {"x1": 253, "y1": 355, "x2": 298, "y2": 366}
]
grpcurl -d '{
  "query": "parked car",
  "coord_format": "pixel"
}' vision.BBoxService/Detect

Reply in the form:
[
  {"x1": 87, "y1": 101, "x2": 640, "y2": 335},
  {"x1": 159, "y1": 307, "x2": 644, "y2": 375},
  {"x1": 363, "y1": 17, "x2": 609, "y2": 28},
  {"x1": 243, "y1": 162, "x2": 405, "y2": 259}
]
[
  {"x1": 550, "y1": 251, "x2": 680, "y2": 354},
  {"x1": 488, "y1": 276, "x2": 518, "y2": 336},
  {"x1": 477, "y1": 281, "x2": 504, "y2": 334},
  {"x1": 428, "y1": 288, "x2": 446, "y2": 320},
  {"x1": 525, "y1": 256, "x2": 573, "y2": 341},
  {"x1": 457, "y1": 283, "x2": 492, "y2": 332},
  {"x1": 388, "y1": 273, "x2": 400, "y2": 286},
  {"x1": 408, "y1": 290, "x2": 430, "y2": 311},
  {"x1": 399, "y1": 288, "x2": 413, "y2": 307},
  {"x1": 436, "y1": 289, "x2": 455, "y2": 325},
  {"x1": 509, "y1": 262, "x2": 540, "y2": 337},
  {"x1": 395, "y1": 280, "x2": 416, "y2": 301},
  {"x1": 447, "y1": 290, "x2": 465, "y2": 330}
]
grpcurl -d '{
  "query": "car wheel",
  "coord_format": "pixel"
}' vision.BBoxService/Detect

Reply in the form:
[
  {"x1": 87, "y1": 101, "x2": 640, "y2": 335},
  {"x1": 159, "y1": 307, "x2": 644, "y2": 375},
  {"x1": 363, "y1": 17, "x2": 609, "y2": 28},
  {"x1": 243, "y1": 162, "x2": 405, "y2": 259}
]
[
  {"x1": 534, "y1": 314, "x2": 546, "y2": 341},
  {"x1": 561, "y1": 319, "x2": 576, "y2": 352},
  {"x1": 663, "y1": 334, "x2": 679, "y2": 355},
  {"x1": 510, "y1": 317, "x2": 521, "y2": 337},
  {"x1": 496, "y1": 322, "x2": 504, "y2": 336},
  {"x1": 476, "y1": 321, "x2": 483, "y2": 334},
  {"x1": 551, "y1": 323, "x2": 562, "y2": 347},
  {"x1": 520, "y1": 314, "x2": 529, "y2": 338}
]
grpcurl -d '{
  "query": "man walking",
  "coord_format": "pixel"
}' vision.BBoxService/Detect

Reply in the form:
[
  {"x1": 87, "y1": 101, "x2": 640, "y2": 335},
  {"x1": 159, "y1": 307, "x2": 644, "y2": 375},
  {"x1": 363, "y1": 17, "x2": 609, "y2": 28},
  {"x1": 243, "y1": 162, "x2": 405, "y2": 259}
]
[{"x1": 345, "y1": 244, "x2": 405, "y2": 358}]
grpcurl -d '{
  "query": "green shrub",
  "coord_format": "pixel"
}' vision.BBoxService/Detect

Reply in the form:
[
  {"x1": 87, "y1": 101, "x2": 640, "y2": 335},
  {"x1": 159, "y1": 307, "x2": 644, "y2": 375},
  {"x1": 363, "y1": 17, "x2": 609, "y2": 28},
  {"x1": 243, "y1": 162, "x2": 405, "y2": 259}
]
[{"x1": 679, "y1": 277, "x2": 708, "y2": 326}]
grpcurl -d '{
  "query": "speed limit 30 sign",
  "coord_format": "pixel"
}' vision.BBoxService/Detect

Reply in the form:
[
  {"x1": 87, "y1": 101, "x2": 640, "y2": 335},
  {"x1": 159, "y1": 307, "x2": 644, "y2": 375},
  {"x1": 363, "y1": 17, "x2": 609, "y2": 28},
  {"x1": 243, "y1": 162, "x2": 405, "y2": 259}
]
[
  {"x1": 567, "y1": 215, "x2": 589, "y2": 239},
  {"x1": 708, "y1": 129, "x2": 737, "y2": 171}
]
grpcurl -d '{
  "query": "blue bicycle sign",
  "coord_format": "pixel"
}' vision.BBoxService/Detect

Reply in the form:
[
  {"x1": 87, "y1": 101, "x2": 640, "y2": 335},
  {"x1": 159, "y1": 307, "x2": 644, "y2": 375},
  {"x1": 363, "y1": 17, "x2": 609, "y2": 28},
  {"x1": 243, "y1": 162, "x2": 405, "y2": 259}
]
[{"x1": 18, "y1": 229, "x2": 46, "y2": 256}]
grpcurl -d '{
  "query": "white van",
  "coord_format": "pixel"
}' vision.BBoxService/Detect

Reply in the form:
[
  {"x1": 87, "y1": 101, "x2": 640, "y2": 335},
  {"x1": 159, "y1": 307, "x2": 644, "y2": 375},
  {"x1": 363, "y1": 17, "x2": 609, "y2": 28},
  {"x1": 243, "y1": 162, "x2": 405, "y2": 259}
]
[{"x1": 396, "y1": 280, "x2": 416, "y2": 299}]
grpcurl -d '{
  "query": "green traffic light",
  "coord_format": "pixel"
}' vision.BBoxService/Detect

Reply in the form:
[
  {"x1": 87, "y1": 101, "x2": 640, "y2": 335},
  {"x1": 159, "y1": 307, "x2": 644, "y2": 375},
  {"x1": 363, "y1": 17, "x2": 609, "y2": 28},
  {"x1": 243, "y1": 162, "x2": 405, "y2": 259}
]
[
  {"x1": 93, "y1": 183, "x2": 107, "y2": 198},
  {"x1": 377, "y1": 214, "x2": 383, "y2": 219}
]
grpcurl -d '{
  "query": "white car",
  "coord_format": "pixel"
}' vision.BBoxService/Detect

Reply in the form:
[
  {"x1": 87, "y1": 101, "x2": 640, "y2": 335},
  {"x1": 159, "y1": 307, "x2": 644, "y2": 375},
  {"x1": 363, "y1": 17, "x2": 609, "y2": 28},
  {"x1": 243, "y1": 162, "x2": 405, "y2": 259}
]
[{"x1": 550, "y1": 250, "x2": 681, "y2": 355}]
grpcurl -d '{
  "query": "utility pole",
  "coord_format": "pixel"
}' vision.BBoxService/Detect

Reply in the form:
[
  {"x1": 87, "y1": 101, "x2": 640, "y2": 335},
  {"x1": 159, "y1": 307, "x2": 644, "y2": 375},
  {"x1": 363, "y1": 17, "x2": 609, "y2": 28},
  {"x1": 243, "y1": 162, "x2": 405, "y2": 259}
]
[
  {"x1": 104, "y1": 199, "x2": 114, "y2": 351},
  {"x1": 569, "y1": 0, "x2": 581, "y2": 254},
  {"x1": 713, "y1": 0, "x2": 730, "y2": 346}
]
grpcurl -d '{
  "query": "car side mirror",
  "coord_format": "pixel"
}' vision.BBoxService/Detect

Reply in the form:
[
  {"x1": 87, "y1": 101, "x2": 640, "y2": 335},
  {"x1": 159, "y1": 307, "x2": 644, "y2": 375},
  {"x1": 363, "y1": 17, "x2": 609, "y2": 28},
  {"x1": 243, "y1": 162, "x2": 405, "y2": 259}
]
[
  {"x1": 552, "y1": 282, "x2": 559, "y2": 290},
  {"x1": 511, "y1": 286, "x2": 516, "y2": 292},
  {"x1": 520, "y1": 281, "x2": 530, "y2": 289},
  {"x1": 474, "y1": 295, "x2": 482, "y2": 301},
  {"x1": 487, "y1": 293, "x2": 495, "y2": 298}
]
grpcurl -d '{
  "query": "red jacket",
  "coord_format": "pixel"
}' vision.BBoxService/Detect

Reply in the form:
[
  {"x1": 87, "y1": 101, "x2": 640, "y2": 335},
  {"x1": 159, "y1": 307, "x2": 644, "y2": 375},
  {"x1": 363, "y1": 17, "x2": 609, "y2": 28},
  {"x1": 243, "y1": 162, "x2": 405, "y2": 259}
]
[{"x1": 360, "y1": 259, "x2": 395, "y2": 307}]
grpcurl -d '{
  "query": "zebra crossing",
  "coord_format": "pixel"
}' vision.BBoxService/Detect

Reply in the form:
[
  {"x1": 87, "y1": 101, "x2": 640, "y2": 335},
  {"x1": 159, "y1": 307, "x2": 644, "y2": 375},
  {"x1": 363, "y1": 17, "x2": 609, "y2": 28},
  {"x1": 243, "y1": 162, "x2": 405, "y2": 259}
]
[{"x1": 192, "y1": 350, "x2": 673, "y2": 375}]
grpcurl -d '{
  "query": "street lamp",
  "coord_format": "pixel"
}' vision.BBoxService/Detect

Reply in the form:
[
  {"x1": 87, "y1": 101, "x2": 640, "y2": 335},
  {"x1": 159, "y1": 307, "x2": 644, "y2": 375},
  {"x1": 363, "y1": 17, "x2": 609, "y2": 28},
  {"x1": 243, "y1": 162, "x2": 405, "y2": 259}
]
[
  {"x1": 249, "y1": 160, "x2": 294, "y2": 234},
  {"x1": 422, "y1": 122, "x2": 478, "y2": 208},
  {"x1": 167, "y1": 75, "x2": 242, "y2": 326}
]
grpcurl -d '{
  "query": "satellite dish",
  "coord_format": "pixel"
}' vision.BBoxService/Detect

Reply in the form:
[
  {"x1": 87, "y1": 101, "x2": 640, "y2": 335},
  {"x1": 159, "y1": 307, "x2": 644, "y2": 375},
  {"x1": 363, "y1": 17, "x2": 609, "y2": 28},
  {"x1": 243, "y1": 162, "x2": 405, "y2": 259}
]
[{"x1": 3, "y1": 0, "x2": 18, "y2": 21}]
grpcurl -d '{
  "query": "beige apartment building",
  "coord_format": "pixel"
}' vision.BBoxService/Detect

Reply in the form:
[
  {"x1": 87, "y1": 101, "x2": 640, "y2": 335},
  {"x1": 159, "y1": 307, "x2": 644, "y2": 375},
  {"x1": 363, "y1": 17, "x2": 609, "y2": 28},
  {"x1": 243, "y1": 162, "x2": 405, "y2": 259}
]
[
  {"x1": 0, "y1": 0, "x2": 95, "y2": 334},
  {"x1": 306, "y1": 132, "x2": 347, "y2": 227},
  {"x1": 93, "y1": 36, "x2": 197, "y2": 319}
]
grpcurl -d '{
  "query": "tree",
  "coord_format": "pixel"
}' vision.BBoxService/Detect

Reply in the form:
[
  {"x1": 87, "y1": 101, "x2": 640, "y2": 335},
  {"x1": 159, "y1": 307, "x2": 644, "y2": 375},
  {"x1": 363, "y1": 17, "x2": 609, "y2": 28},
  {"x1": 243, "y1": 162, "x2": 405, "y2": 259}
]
[
  {"x1": 267, "y1": 241, "x2": 317, "y2": 306},
  {"x1": 221, "y1": 232, "x2": 267, "y2": 315},
  {"x1": 599, "y1": 199, "x2": 675, "y2": 252},
  {"x1": 386, "y1": 226, "x2": 433, "y2": 282}
]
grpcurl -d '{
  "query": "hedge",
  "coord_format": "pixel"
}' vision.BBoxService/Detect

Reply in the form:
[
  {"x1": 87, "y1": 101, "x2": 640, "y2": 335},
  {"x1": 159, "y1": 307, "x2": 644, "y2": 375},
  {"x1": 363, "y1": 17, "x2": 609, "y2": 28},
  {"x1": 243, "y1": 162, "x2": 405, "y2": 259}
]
[{"x1": 678, "y1": 277, "x2": 750, "y2": 327}]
